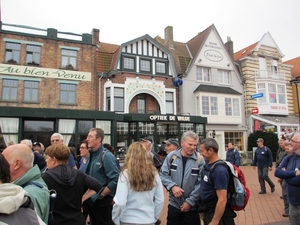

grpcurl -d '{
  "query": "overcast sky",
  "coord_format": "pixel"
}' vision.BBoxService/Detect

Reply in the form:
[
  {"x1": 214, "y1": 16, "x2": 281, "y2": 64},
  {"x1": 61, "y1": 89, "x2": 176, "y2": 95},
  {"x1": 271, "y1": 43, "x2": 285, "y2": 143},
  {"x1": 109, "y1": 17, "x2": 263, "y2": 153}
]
[{"x1": 2, "y1": 0, "x2": 299, "y2": 61}]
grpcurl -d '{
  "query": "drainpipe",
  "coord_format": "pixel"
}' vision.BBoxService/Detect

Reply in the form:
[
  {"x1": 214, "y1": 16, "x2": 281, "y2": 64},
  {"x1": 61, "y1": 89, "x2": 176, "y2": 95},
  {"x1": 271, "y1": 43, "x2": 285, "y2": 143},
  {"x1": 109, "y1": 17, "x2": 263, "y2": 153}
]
[{"x1": 98, "y1": 72, "x2": 104, "y2": 111}]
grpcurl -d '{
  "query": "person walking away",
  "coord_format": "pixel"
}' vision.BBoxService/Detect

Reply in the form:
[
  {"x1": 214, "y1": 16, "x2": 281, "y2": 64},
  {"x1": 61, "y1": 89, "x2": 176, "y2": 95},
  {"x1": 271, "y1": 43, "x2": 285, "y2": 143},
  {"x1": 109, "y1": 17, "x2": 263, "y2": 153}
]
[
  {"x1": 42, "y1": 144, "x2": 102, "y2": 225},
  {"x1": 226, "y1": 143, "x2": 240, "y2": 167},
  {"x1": 112, "y1": 142, "x2": 164, "y2": 225},
  {"x1": 275, "y1": 133, "x2": 300, "y2": 225},
  {"x1": 252, "y1": 138, "x2": 275, "y2": 194},
  {"x1": 84, "y1": 128, "x2": 120, "y2": 225},
  {"x1": 160, "y1": 131, "x2": 205, "y2": 225}
]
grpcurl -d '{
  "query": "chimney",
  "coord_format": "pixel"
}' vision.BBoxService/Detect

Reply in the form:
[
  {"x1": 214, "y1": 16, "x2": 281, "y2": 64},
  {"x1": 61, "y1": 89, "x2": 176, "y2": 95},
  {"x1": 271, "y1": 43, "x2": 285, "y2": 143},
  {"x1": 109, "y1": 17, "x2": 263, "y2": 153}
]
[
  {"x1": 164, "y1": 26, "x2": 173, "y2": 44},
  {"x1": 92, "y1": 28, "x2": 100, "y2": 45},
  {"x1": 225, "y1": 36, "x2": 234, "y2": 59}
]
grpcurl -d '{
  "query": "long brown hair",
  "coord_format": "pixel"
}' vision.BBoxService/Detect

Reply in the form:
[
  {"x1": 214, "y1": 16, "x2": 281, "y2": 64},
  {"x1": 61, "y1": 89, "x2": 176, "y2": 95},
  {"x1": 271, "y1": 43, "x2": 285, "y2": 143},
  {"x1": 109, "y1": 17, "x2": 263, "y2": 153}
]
[{"x1": 122, "y1": 142, "x2": 157, "y2": 191}]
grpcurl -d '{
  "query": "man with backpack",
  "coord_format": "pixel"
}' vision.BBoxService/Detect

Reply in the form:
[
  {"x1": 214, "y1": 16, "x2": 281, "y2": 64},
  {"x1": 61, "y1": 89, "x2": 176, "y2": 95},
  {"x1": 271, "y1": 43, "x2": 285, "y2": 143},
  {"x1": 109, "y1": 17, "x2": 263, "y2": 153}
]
[
  {"x1": 226, "y1": 143, "x2": 241, "y2": 167},
  {"x1": 252, "y1": 138, "x2": 275, "y2": 194},
  {"x1": 199, "y1": 137, "x2": 236, "y2": 225}
]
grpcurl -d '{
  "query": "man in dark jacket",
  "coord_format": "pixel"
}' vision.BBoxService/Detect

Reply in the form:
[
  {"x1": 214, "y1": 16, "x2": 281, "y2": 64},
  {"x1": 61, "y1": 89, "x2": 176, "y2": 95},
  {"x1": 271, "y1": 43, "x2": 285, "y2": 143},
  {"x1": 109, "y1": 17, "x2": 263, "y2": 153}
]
[
  {"x1": 226, "y1": 142, "x2": 240, "y2": 167},
  {"x1": 252, "y1": 138, "x2": 275, "y2": 194},
  {"x1": 275, "y1": 139, "x2": 285, "y2": 167}
]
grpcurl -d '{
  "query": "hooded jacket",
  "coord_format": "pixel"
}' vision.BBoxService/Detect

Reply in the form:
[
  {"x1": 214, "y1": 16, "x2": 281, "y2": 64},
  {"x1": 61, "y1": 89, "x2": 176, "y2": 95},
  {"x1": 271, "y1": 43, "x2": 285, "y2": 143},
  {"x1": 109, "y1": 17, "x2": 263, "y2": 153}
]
[
  {"x1": 42, "y1": 164, "x2": 102, "y2": 225},
  {"x1": 0, "y1": 183, "x2": 43, "y2": 225}
]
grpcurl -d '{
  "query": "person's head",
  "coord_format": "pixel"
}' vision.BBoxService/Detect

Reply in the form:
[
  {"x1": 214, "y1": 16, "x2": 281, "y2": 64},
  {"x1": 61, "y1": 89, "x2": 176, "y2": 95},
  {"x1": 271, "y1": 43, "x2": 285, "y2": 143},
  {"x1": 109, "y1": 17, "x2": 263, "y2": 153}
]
[
  {"x1": 33, "y1": 142, "x2": 45, "y2": 156},
  {"x1": 44, "y1": 144, "x2": 70, "y2": 169},
  {"x1": 51, "y1": 133, "x2": 64, "y2": 145},
  {"x1": 0, "y1": 153, "x2": 11, "y2": 184},
  {"x1": 2, "y1": 144, "x2": 34, "y2": 182},
  {"x1": 290, "y1": 134, "x2": 300, "y2": 155},
  {"x1": 256, "y1": 138, "x2": 264, "y2": 147},
  {"x1": 86, "y1": 128, "x2": 104, "y2": 151},
  {"x1": 180, "y1": 131, "x2": 198, "y2": 157},
  {"x1": 199, "y1": 137, "x2": 219, "y2": 163},
  {"x1": 139, "y1": 136, "x2": 153, "y2": 152},
  {"x1": 162, "y1": 138, "x2": 179, "y2": 154},
  {"x1": 20, "y1": 139, "x2": 33, "y2": 149},
  {"x1": 69, "y1": 147, "x2": 77, "y2": 159},
  {"x1": 7, "y1": 141, "x2": 14, "y2": 146},
  {"x1": 103, "y1": 143, "x2": 115, "y2": 155},
  {"x1": 279, "y1": 139, "x2": 285, "y2": 149},
  {"x1": 123, "y1": 142, "x2": 156, "y2": 191},
  {"x1": 79, "y1": 140, "x2": 89, "y2": 158},
  {"x1": 284, "y1": 141, "x2": 292, "y2": 154},
  {"x1": 227, "y1": 142, "x2": 234, "y2": 150}
]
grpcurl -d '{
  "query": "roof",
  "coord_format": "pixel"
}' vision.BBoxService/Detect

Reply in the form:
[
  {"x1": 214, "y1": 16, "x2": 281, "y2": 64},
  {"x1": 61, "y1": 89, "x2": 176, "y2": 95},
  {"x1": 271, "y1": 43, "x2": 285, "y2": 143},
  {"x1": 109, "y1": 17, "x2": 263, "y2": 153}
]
[
  {"x1": 234, "y1": 42, "x2": 258, "y2": 61},
  {"x1": 155, "y1": 36, "x2": 191, "y2": 75},
  {"x1": 284, "y1": 56, "x2": 300, "y2": 78},
  {"x1": 194, "y1": 84, "x2": 242, "y2": 95},
  {"x1": 96, "y1": 43, "x2": 120, "y2": 73},
  {"x1": 186, "y1": 26, "x2": 211, "y2": 58}
]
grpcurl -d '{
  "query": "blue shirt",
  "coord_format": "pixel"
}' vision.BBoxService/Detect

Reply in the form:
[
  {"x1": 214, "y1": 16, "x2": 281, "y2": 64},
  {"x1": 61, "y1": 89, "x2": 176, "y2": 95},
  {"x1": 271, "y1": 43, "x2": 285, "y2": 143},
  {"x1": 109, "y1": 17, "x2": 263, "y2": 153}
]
[
  {"x1": 226, "y1": 149, "x2": 240, "y2": 167},
  {"x1": 252, "y1": 146, "x2": 273, "y2": 168}
]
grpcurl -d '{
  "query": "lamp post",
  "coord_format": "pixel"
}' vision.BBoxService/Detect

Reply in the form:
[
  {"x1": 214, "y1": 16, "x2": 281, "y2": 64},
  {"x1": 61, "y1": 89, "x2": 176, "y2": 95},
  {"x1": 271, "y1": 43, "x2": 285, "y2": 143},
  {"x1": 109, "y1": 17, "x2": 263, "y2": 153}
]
[
  {"x1": 212, "y1": 130, "x2": 216, "y2": 139},
  {"x1": 290, "y1": 76, "x2": 300, "y2": 125}
]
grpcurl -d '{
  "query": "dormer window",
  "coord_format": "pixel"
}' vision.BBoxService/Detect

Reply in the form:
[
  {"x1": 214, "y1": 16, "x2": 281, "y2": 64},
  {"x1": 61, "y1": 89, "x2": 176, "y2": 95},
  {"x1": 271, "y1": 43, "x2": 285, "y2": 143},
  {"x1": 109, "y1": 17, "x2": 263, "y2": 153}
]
[{"x1": 123, "y1": 56, "x2": 135, "y2": 70}]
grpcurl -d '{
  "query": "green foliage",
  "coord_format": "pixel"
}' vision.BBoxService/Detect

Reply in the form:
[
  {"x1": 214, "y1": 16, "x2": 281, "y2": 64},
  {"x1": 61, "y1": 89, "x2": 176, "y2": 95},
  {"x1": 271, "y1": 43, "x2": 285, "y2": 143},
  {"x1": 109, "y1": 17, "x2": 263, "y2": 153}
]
[{"x1": 248, "y1": 130, "x2": 279, "y2": 162}]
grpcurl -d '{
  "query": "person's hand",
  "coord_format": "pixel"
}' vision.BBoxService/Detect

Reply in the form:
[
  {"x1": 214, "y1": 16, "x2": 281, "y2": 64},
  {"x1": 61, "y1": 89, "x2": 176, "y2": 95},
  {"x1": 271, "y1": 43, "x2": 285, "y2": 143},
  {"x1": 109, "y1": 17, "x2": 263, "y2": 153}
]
[
  {"x1": 295, "y1": 170, "x2": 300, "y2": 176},
  {"x1": 269, "y1": 167, "x2": 272, "y2": 171},
  {"x1": 180, "y1": 201, "x2": 191, "y2": 212},
  {"x1": 277, "y1": 178, "x2": 282, "y2": 183},
  {"x1": 171, "y1": 186, "x2": 184, "y2": 198}
]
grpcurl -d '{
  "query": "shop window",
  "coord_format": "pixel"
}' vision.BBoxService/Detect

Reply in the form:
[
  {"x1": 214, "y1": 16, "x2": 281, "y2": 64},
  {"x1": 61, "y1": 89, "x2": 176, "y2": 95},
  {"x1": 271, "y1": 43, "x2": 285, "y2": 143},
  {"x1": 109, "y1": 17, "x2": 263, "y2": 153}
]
[
  {"x1": 61, "y1": 49, "x2": 77, "y2": 69},
  {"x1": 166, "y1": 92, "x2": 174, "y2": 114},
  {"x1": 24, "y1": 81, "x2": 39, "y2": 102},
  {"x1": 225, "y1": 132, "x2": 244, "y2": 151},
  {"x1": 114, "y1": 88, "x2": 124, "y2": 112},
  {"x1": 5, "y1": 42, "x2": 21, "y2": 64},
  {"x1": 197, "y1": 67, "x2": 210, "y2": 82},
  {"x1": 60, "y1": 83, "x2": 76, "y2": 104},
  {"x1": 96, "y1": 120, "x2": 111, "y2": 144},
  {"x1": 2, "y1": 79, "x2": 18, "y2": 101},
  {"x1": 0, "y1": 118, "x2": 19, "y2": 148},
  {"x1": 26, "y1": 45, "x2": 41, "y2": 65}
]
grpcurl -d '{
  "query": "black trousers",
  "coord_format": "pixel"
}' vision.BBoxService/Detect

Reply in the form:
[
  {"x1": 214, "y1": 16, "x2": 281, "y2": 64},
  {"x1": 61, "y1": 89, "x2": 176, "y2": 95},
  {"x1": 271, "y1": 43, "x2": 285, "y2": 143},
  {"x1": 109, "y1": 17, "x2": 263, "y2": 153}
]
[
  {"x1": 167, "y1": 204, "x2": 200, "y2": 225},
  {"x1": 85, "y1": 196, "x2": 113, "y2": 225}
]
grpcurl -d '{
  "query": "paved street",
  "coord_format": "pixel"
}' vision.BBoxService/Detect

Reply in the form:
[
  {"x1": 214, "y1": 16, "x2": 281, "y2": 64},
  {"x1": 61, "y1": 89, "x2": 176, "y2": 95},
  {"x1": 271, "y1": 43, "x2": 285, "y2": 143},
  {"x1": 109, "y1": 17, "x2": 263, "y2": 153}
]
[{"x1": 158, "y1": 165, "x2": 291, "y2": 225}]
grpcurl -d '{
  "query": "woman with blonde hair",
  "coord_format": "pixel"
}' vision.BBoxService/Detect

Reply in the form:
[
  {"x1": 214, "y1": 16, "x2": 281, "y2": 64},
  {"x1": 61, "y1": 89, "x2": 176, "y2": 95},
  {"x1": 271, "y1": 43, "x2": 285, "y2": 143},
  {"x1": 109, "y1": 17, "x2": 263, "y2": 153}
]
[{"x1": 112, "y1": 142, "x2": 164, "y2": 225}]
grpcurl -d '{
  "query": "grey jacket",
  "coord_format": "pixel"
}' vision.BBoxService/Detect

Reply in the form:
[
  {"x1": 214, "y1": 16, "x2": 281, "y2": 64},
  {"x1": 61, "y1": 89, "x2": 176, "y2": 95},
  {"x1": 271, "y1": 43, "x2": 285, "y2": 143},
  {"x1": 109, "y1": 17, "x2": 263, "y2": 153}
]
[{"x1": 159, "y1": 149, "x2": 205, "y2": 210}]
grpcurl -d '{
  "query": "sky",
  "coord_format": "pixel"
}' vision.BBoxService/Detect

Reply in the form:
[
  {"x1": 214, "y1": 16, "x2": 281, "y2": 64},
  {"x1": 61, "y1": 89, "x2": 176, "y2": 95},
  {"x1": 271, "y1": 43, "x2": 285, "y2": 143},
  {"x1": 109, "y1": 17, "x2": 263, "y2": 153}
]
[{"x1": 1, "y1": 0, "x2": 300, "y2": 61}]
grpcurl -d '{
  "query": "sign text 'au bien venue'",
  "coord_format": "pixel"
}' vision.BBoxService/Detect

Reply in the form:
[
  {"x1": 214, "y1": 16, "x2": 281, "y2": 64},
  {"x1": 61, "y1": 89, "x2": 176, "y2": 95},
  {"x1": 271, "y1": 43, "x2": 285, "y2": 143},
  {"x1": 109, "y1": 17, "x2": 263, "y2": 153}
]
[
  {"x1": 150, "y1": 115, "x2": 190, "y2": 122},
  {"x1": 0, "y1": 64, "x2": 91, "y2": 81}
]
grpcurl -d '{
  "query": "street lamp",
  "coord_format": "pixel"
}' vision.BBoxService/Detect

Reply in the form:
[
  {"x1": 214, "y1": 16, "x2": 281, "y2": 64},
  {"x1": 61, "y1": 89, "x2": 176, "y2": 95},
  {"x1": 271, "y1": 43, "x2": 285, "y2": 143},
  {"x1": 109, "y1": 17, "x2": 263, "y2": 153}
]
[
  {"x1": 290, "y1": 76, "x2": 300, "y2": 125},
  {"x1": 212, "y1": 130, "x2": 216, "y2": 139}
]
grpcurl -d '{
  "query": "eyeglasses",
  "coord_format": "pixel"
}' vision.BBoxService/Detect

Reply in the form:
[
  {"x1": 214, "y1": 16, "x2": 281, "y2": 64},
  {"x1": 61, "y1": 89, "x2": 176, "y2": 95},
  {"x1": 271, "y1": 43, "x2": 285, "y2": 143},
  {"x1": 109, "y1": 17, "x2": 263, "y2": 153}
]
[
  {"x1": 51, "y1": 139, "x2": 60, "y2": 143},
  {"x1": 291, "y1": 139, "x2": 300, "y2": 144}
]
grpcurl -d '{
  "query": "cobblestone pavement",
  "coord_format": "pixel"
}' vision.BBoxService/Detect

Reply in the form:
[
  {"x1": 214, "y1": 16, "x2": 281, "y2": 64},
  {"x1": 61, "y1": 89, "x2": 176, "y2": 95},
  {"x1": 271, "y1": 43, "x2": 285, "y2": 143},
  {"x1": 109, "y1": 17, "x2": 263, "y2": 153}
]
[{"x1": 158, "y1": 165, "x2": 291, "y2": 225}]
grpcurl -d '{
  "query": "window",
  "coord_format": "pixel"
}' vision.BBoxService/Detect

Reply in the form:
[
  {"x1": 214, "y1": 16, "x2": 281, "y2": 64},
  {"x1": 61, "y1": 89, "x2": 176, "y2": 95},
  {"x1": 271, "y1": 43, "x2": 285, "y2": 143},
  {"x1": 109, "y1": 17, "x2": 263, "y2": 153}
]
[
  {"x1": 137, "y1": 94, "x2": 146, "y2": 114},
  {"x1": 5, "y1": 42, "x2": 21, "y2": 63},
  {"x1": 197, "y1": 67, "x2": 210, "y2": 82},
  {"x1": 24, "y1": 81, "x2": 39, "y2": 102},
  {"x1": 225, "y1": 98, "x2": 240, "y2": 116},
  {"x1": 61, "y1": 49, "x2": 77, "y2": 69},
  {"x1": 271, "y1": 60, "x2": 278, "y2": 72},
  {"x1": 218, "y1": 70, "x2": 230, "y2": 84},
  {"x1": 140, "y1": 59, "x2": 151, "y2": 72},
  {"x1": 60, "y1": 83, "x2": 76, "y2": 104},
  {"x1": 278, "y1": 85, "x2": 286, "y2": 104},
  {"x1": 257, "y1": 83, "x2": 266, "y2": 103},
  {"x1": 123, "y1": 57, "x2": 135, "y2": 70},
  {"x1": 26, "y1": 45, "x2": 41, "y2": 65},
  {"x1": 2, "y1": 79, "x2": 18, "y2": 101},
  {"x1": 114, "y1": 88, "x2": 124, "y2": 112},
  {"x1": 201, "y1": 96, "x2": 217, "y2": 115},
  {"x1": 269, "y1": 84, "x2": 277, "y2": 103},
  {"x1": 166, "y1": 92, "x2": 174, "y2": 114},
  {"x1": 156, "y1": 61, "x2": 166, "y2": 74},
  {"x1": 106, "y1": 88, "x2": 111, "y2": 111}
]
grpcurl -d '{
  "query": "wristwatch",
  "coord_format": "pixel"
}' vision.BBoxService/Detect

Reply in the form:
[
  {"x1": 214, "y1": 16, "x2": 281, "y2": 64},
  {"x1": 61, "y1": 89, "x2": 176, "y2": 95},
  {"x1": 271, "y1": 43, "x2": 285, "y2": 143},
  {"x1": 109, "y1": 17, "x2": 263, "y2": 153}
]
[{"x1": 99, "y1": 194, "x2": 105, "y2": 200}]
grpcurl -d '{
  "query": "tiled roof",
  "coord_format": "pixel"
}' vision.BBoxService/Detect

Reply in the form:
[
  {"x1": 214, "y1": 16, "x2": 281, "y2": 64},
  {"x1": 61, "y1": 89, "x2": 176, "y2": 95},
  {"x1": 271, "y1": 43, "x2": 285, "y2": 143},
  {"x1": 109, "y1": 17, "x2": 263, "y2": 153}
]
[
  {"x1": 96, "y1": 43, "x2": 120, "y2": 73},
  {"x1": 186, "y1": 26, "x2": 211, "y2": 58},
  {"x1": 155, "y1": 36, "x2": 191, "y2": 75},
  {"x1": 234, "y1": 42, "x2": 258, "y2": 61},
  {"x1": 284, "y1": 56, "x2": 300, "y2": 78},
  {"x1": 194, "y1": 84, "x2": 242, "y2": 95}
]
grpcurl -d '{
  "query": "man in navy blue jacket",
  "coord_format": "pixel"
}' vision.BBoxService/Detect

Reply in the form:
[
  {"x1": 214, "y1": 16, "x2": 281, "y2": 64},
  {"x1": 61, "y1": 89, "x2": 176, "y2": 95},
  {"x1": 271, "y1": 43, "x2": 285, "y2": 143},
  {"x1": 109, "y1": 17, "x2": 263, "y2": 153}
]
[
  {"x1": 226, "y1": 143, "x2": 240, "y2": 167},
  {"x1": 275, "y1": 133, "x2": 300, "y2": 225},
  {"x1": 252, "y1": 138, "x2": 275, "y2": 194}
]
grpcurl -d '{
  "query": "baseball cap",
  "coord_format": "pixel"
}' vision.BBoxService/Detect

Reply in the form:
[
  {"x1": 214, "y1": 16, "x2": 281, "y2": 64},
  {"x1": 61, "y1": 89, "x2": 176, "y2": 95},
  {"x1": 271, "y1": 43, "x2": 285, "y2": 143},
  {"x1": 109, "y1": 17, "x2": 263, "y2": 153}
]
[
  {"x1": 162, "y1": 138, "x2": 179, "y2": 147},
  {"x1": 33, "y1": 142, "x2": 41, "y2": 147},
  {"x1": 139, "y1": 137, "x2": 153, "y2": 143},
  {"x1": 257, "y1": 138, "x2": 264, "y2": 142}
]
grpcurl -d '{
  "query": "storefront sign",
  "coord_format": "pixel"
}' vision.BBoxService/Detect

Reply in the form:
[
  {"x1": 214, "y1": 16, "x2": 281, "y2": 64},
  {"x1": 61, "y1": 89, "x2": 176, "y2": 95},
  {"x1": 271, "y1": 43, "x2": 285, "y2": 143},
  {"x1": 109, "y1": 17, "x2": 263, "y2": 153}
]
[
  {"x1": 0, "y1": 63, "x2": 91, "y2": 81},
  {"x1": 149, "y1": 115, "x2": 190, "y2": 122},
  {"x1": 251, "y1": 107, "x2": 259, "y2": 114}
]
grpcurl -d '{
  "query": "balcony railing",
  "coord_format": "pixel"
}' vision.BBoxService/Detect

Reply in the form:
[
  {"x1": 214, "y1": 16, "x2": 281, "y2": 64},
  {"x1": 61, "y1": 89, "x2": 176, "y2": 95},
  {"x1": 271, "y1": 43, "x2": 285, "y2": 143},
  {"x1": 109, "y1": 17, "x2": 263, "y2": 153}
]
[{"x1": 255, "y1": 70, "x2": 286, "y2": 80}]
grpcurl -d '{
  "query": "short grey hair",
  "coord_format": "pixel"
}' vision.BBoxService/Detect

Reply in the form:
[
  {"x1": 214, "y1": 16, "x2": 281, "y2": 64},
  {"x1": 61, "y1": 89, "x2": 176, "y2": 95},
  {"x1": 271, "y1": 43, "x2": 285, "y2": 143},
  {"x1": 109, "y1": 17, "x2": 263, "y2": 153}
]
[
  {"x1": 200, "y1": 137, "x2": 219, "y2": 153},
  {"x1": 20, "y1": 139, "x2": 33, "y2": 148},
  {"x1": 51, "y1": 133, "x2": 63, "y2": 140},
  {"x1": 181, "y1": 131, "x2": 199, "y2": 142}
]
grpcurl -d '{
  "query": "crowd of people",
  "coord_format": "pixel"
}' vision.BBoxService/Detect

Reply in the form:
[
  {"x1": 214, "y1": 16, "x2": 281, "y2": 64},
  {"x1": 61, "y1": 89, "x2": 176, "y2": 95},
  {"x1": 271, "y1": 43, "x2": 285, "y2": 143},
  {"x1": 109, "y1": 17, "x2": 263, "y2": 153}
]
[{"x1": 2, "y1": 128, "x2": 300, "y2": 225}]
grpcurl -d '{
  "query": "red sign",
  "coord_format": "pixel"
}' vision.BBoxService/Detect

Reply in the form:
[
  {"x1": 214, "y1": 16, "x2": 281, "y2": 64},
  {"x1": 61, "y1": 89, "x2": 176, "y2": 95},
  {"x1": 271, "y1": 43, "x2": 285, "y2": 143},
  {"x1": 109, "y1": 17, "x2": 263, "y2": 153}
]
[{"x1": 251, "y1": 107, "x2": 259, "y2": 114}]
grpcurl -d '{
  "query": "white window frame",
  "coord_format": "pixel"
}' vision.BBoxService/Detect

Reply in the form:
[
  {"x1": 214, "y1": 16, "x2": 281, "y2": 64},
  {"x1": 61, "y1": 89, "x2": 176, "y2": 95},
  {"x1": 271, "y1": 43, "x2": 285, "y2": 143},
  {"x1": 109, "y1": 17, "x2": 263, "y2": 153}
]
[
  {"x1": 197, "y1": 67, "x2": 211, "y2": 82},
  {"x1": 225, "y1": 97, "x2": 240, "y2": 116},
  {"x1": 201, "y1": 96, "x2": 218, "y2": 115},
  {"x1": 166, "y1": 92, "x2": 174, "y2": 114},
  {"x1": 218, "y1": 70, "x2": 231, "y2": 84}
]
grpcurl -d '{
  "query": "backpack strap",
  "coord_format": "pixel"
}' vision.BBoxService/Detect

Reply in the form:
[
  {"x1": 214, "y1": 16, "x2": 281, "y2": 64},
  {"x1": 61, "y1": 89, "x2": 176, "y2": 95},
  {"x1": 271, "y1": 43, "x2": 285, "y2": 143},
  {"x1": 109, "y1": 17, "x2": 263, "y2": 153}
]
[
  {"x1": 20, "y1": 196, "x2": 35, "y2": 210},
  {"x1": 99, "y1": 148, "x2": 109, "y2": 169}
]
